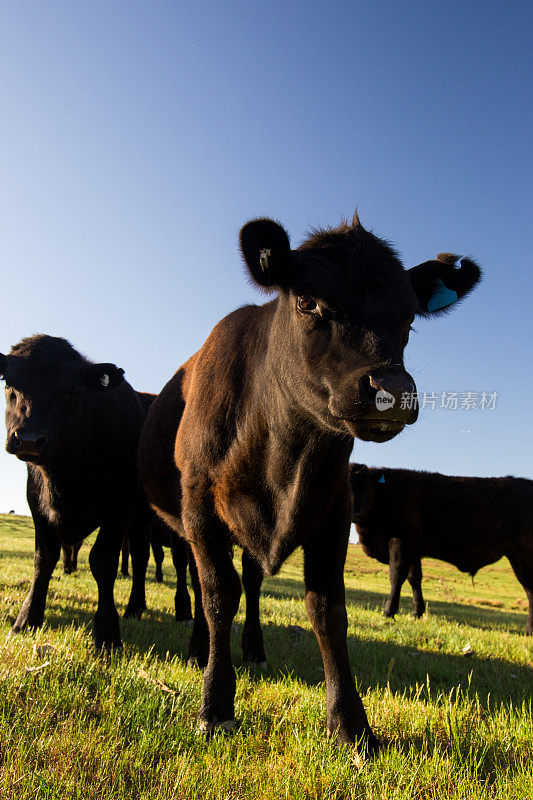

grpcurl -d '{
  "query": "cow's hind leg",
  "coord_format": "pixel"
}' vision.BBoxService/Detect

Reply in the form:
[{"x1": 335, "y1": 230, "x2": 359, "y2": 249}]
[
  {"x1": 12, "y1": 515, "x2": 61, "y2": 633},
  {"x1": 303, "y1": 497, "x2": 379, "y2": 754},
  {"x1": 151, "y1": 538, "x2": 165, "y2": 583},
  {"x1": 89, "y1": 523, "x2": 123, "y2": 649},
  {"x1": 407, "y1": 558, "x2": 425, "y2": 618},
  {"x1": 120, "y1": 538, "x2": 129, "y2": 577},
  {"x1": 241, "y1": 550, "x2": 266, "y2": 667},
  {"x1": 384, "y1": 537, "x2": 409, "y2": 618},
  {"x1": 62, "y1": 542, "x2": 82, "y2": 575},
  {"x1": 171, "y1": 534, "x2": 192, "y2": 620},
  {"x1": 124, "y1": 517, "x2": 150, "y2": 619},
  {"x1": 186, "y1": 553, "x2": 209, "y2": 668}
]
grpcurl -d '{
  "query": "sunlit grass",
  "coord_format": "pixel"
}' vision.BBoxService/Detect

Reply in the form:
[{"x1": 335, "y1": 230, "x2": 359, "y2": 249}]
[{"x1": 0, "y1": 514, "x2": 532, "y2": 798}]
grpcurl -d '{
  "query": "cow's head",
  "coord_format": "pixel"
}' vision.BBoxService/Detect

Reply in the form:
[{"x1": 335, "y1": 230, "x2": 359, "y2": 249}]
[
  {"x1": 240, "y1": 213, "x2": 481, "y2": 443},
  {"x1": 350, "y1": 463, "x2": 391, "y2": 559},
  {"x1": 350, "y1": 463, "x2": 377, "y2": 521},
  {"x1": 0, "y1": 335, "x2": 125, "y2": 464}
]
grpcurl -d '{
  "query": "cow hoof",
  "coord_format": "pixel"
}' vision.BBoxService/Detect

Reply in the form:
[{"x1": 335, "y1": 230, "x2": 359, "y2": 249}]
[
  {"x1": 198, "y1": 718, "x2": 236, "y2": 737},
  {"x1": 175, "y1": 614, "x2": 193, "y2": 624},
  {"x1": 360, "y1": 731, "x2": 381, "y2": 758},
  {"x1": 243, "y1": 660, "x2": 267, "y2": 673},
  {"x1": 95, "y1": 637, "x2": 123, "y2": 653},
  {"x1": 95, "y1": 642, "x2": 124, "y2": 659},
  {"x1": 124, "y1": 606, "x2": 146, "y2": 620},
  {"x1": 187, "y1": 655, "x2": 208, "y2": 669}
]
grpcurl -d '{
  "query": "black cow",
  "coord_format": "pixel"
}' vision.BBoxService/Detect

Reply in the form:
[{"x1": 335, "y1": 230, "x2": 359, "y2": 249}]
[
  {"x1": 126, "y1": 390, "x2": 193, "y2": 621},
  {"x1": 138, "y1": 213, "x2": 481, "y2": 751},
  {"x1": 1, "y1": 335, "x2": 149, "y2": 648},
  {"x1": 351, "y1": 464, "x2": 533, "y2": 634}
]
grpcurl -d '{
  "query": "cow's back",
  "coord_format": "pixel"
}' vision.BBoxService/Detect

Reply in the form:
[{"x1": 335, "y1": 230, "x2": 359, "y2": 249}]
[{"x1": 138, "y1": 364, "x2": 192, "y2": 532}]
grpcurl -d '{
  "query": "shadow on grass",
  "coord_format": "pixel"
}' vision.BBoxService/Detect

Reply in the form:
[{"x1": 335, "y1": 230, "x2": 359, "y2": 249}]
[
  {"x1": 3, "y1": 528, "x2": 531, "y2": 714},
  {"x1": 27, "y1": 590, "x2": 530, "y2": 712},
  {"x1": 261, "y1": 573, "x2": 530, "y2": 635}
]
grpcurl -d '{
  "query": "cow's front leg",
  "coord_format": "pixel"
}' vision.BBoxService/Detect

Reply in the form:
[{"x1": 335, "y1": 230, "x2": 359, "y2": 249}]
[
  {"x1": 303, "y1": 498, "x2": 379, "y2": 753},
  {"x1": 184, "y1": 497, "x2": 241, "y2": 732},
  {"x1": 89, "y1": 522, "x2": 123, "y2": 649},
  {"x1": 12, "y1": 517, "x2": 61, "y2": 633},
  {"x1": 384, "y1": 537, "x2": 409, "y2": 617},
  {"x1": 241, "y1": 550, "x2": 266, "y2": 666},
  {"x1": 407, "y1": 558, "x2": 425, "y2": 617}
]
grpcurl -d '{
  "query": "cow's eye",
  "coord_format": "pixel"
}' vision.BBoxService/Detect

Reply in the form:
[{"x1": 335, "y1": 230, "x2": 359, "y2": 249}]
[{"x1": 297, "y1": 295, "x2": 319, "y2": 314}]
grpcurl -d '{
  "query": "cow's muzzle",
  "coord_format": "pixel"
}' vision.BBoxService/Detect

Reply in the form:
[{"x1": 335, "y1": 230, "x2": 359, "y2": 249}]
[
  {"x1": 329, "y1": 368, "x2": 418, "y2": 442},
  {"x1": 7, "y1": 429, "x2": 49, "y2": 461}
]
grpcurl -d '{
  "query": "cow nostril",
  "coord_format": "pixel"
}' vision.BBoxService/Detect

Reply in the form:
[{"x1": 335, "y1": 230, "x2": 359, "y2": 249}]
[
  {"x1": 10, "y1": 433, "x2": 22, "y2": 452},
  {"x1": 359, "y1": 375, "x2": 377, "y2": 403}
]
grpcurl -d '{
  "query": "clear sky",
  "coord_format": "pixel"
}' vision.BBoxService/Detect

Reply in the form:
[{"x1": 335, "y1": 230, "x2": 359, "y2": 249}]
[{"x1": 1, "y1": 1, "x2": 532, "y2": 514}]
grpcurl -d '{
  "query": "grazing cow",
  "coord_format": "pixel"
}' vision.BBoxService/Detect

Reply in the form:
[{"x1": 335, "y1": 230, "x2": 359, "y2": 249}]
[
  {"x1": 138, "y1": 213, "x2": 481, "y2": 751},
  {"x1": 0, "y1": 334, "x2": 150, "y2": 649},
  {"x1": 351, "y1": 464, "x2": 533, "y2": 634}
]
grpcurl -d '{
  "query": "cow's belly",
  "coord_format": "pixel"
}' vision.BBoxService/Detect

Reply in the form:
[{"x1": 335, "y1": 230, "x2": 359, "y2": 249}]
[
  {"x1": 428, "y1": 544, "x2": 505, "y2": 575},
  {"x1": 43, "y1": 502, "x2": 100, "y2": 540}
]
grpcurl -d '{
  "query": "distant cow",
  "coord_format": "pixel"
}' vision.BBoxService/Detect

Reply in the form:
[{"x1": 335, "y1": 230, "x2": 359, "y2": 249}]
[
  {"x1": 61, "y1": 541, "x2": 82, "y2": 574},
  {"x1": 351, "y1": 464, "x2": 533, "y2": 634},
  {"x1": 0, "y1": 335, "x2": 150, "y2": 649},
  {"x1": 138, "y1": 212, "x2": 481, "y2": 751}
]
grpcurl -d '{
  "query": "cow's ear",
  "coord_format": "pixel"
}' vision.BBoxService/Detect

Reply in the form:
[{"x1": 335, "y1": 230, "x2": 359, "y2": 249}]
[
  {"x1": 84, "y1": 362, "x2": 125, "y2": 391},
  {"x1": 407, "y1": 253, "x2": 482, "y2": 317},
  {"x1": 240, "y1": 218, "x2": 296, "y2": 292},
  {"x1": 0, "y1": 353, "x2": 6, "y2": 379},
  {"x1": 350, "y1": 463, "x2": 370, "y2": 486},
  {"x1": 350, "y1": 463, "x2": 368, "y2": 476}
]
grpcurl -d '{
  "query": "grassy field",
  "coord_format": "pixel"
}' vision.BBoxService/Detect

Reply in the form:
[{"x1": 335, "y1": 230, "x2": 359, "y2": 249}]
[{"x1": 0, "y1": 514, "x2": 532, "y2": 799}]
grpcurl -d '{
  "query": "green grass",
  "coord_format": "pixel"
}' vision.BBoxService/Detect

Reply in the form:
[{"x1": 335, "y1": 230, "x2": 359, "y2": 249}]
[{"x1": 0, "y1": 514, "x2": 532, "y2": 799}]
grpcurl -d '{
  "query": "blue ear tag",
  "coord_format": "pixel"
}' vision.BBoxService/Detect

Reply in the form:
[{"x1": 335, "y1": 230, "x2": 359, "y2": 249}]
[
  {"x1": 378, "y1": 474, "x2": 386, "y2": 484},
  {"x1": 427, "y1": 278, "x2": 458, "y2": 312}
]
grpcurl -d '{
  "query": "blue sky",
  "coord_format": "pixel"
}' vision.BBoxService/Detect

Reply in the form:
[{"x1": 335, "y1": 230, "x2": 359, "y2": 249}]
[{"x1": 1, "y1": 1, "x2": 532, "y2": 513}]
